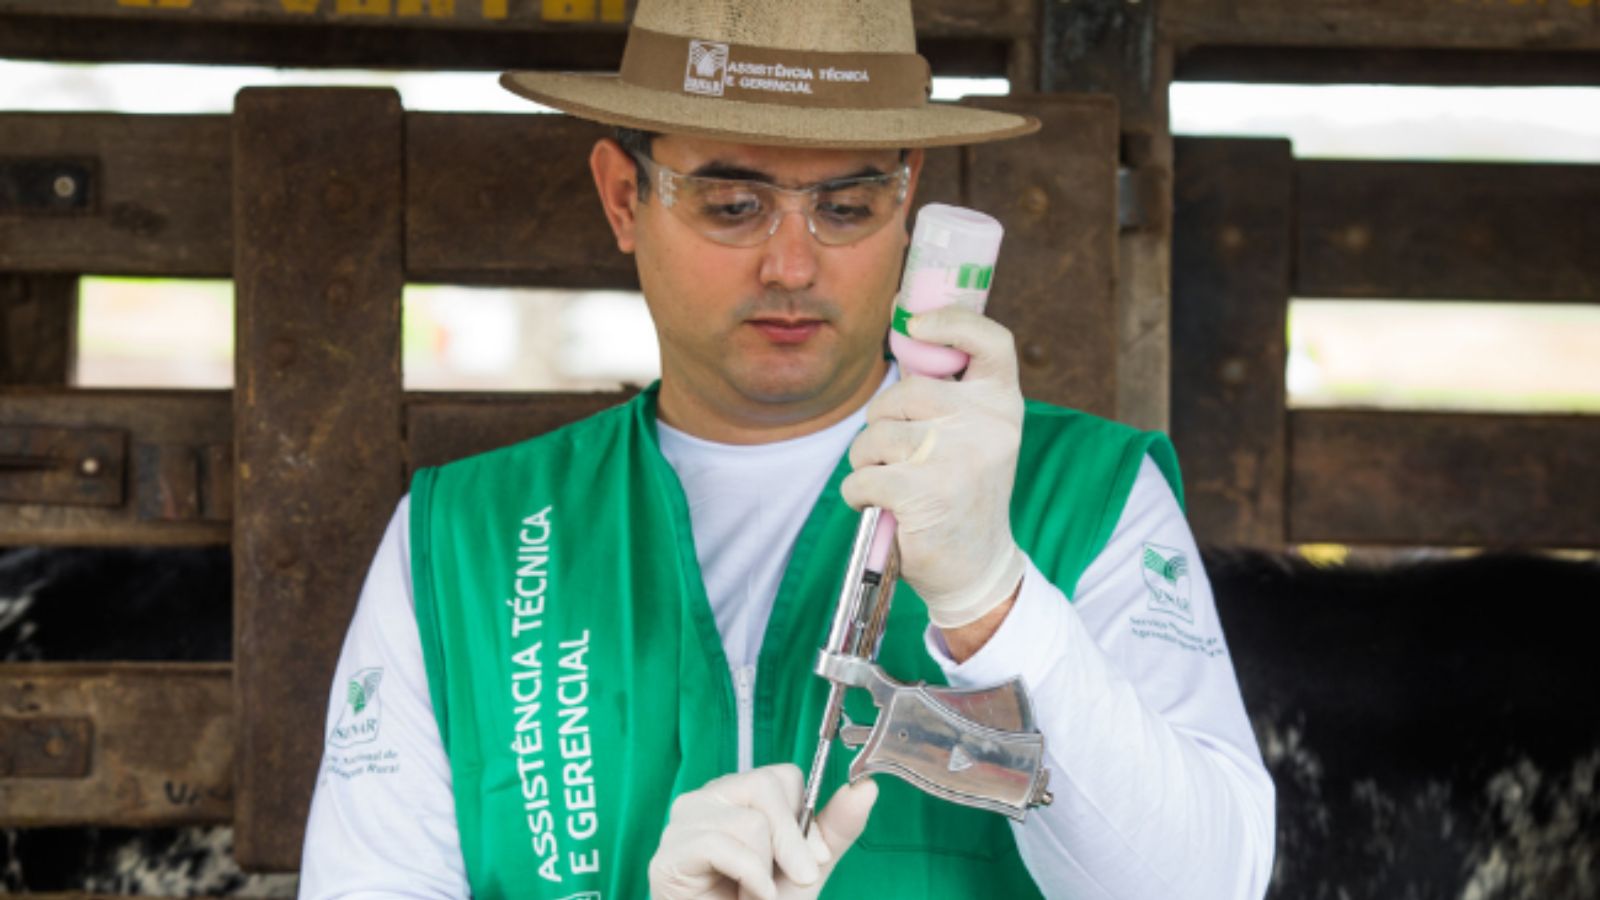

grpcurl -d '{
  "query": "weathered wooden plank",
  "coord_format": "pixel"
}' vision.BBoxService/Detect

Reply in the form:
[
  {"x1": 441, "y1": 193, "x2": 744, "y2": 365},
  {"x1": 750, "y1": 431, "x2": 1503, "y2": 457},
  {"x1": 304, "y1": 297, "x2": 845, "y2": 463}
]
[
  {"x1": 0, "y1": 663, "x2": 232, "y2": 827},
  {"x1": 965, "y1": 94, "x2": 1119, "y2": 418},
  {"x1": 0, "y1": 112, "x2": 975, "y2": 284},
  {"x1": 1040, "y1": 0, "x2": 1173, "y2": 431},
  {"x1": 0, "y1": 114, "x2": 232, "y2": 277},
  {"x1": 406, "y1": 113, "x2": 633, "y2": 288},
  {"x1": 26, "y1": 890, "x2": 232, "y2": 896},
  {"x1": 1288, "y1": 410, "x2": 1600, "y2": 548},
  {"x1": 232, "y1": 87, "x2": 405, "y2": 872},
  {"x1": 1296, "y1": 160, "x2": 1600, "y2": 303},
  {"x1": 1170, "y1": 138, "x2": 1292, "y2": 548},
  {"x1": 1163, "y1": 0, "x2": 1600, "y2": 51},
  {"x1": 406, "y1": 390, "x2": 636, "y2": 471},
  {"x1": 0, "y1": 12, "x2": 633, "y2": 70},
  {"x1": 0, "y1": 0, "x2": 1033, "y2": 38},
  {"x1": 0, "y1": 0, "x2": 632, "y2": 30},
  {"x1": 0, "y1": 390, "x2": 232, "y2": 545},
  {"x1": 0, "y1": 17, "x2": 1011, "y2": 75},
  {"x1": 914, "y1": 144, "x2": 963, "y2": 211},
  {"x1": 1175, "y1": 45, "x2": 1600, "y2": 86},
  {"x1": 0, "y1": 274, "x2": 76, "y2": 385}
]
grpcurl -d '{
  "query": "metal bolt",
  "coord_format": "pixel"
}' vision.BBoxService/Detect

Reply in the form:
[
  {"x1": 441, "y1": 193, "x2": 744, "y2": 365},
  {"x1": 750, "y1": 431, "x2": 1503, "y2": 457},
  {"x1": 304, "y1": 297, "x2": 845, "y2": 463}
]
[
  {"x1": 53, "y1": 174, "x2": 78, "y2": 199},
  {"x1": 267, "y1": 338, "x2": 297, "y2": 369},
  {"x1": 1220, "y1": 357, "x2": 1248, "y2": 386},
  {"x1": 79, "y1": 457, "x2": 102, "y2": 477},
  {"x1": 324, "y1": 180, "x2": 357, "y2": 214},
  {"x1": 1341, "y1": 224, "x2": 1372, "y2": 253},
  {"x1": 325, "y1": 279, "x2": 352, "y2": 305},
  {"x1": 1022, "y1": 185, "x2": 1050, "y2": 216},
  {"x1": 43, "y1": 734, "x2": 67, "y2": 758}
]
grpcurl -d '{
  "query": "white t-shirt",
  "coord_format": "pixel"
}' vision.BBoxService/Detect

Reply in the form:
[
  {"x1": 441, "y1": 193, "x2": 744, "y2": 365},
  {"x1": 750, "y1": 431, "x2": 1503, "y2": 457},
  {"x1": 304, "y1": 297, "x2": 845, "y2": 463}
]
[{"x1": 300, "y1": 374, "x2": 1276, "y2": 900}]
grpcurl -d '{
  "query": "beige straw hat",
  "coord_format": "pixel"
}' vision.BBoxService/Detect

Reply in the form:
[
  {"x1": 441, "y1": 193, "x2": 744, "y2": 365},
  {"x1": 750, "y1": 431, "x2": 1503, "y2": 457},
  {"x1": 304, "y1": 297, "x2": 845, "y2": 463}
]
[{"x1": 501, "y1": 0, "x2": 1039, "y2": 149}]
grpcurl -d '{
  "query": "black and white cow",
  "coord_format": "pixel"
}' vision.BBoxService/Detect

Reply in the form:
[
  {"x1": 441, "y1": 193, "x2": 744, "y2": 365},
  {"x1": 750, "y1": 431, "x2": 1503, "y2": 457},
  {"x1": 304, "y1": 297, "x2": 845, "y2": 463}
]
[{"x1": 1212, "y1": 549, "x2": 1600, "y2": 900}]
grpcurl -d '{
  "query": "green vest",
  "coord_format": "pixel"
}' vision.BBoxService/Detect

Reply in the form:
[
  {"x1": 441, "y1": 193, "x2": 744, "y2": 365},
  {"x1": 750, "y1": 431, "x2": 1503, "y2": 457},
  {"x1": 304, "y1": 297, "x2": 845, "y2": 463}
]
[{"x1": 410, "y1": 384, "x2": 1182, "y2": 899}]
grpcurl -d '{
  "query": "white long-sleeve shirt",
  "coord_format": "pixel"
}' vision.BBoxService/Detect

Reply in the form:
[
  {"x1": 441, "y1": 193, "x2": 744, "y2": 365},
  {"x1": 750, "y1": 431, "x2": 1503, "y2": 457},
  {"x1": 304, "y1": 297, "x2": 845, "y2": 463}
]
[{"x1": 301, "y1": 379, "x2": 1275, "y2": 899}]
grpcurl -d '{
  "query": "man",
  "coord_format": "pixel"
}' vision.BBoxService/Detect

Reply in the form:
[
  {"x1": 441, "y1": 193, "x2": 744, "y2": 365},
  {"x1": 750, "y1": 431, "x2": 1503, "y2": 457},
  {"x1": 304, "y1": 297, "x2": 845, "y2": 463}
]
[{"x1": 299, "y1": 1, "x2": 1275, "y2": 897}]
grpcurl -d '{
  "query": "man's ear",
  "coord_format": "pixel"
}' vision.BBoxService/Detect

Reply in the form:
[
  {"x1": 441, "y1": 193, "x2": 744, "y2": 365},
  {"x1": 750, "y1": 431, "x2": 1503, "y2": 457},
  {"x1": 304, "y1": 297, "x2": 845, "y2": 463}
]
[
  {"x1": 590, "y1": 138, "x2": 641, "y2": 254},
  {"x1": 902, "y1": 147, "x2": 926, "y2": 208},
  {"x1": 895, "y1": 147, "x2": 927, "y2": 247}
]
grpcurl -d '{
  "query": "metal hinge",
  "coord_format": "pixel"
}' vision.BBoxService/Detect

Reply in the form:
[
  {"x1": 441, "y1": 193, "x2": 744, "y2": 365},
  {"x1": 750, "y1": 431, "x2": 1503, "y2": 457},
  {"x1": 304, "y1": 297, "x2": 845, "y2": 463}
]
[
  {"x1": 0, "y1": 716, "x2": 93, "y2": 779},
  {"x1": 0, "y1": 158, "x2": 97, "y2": 215},
  {"x1": 0, "y1": 424, "x2": 126, "y2": 507}
]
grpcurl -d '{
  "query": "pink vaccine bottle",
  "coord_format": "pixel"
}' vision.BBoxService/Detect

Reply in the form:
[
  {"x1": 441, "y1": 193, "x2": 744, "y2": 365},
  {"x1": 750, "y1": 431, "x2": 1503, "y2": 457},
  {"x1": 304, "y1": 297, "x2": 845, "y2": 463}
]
[
  {"x1": 869, "y1": 204, "x2": 1005, "y2": 571},
  {"x1": 887, "y1": 204, "x2": 1005, "y2": 377}
]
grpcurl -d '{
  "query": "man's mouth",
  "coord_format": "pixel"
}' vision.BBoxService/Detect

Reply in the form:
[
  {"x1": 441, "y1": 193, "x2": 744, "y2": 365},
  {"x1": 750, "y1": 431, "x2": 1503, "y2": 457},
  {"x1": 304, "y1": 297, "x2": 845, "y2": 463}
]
[{"x1": 748, "y1": 317, "x2": 825, "y2": 345}]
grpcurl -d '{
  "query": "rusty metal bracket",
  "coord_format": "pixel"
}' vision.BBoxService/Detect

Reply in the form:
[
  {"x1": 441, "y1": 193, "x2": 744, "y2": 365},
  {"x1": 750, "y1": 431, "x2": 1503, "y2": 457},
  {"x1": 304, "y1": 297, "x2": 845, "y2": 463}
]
[
  {"x1": 134, "y1": 442, "x2": 233, "y2": 522},
  {"x1": 0, "y1": 716, "x2": 93, "y2": 778},
  {"x1": 1118, "y1": 165, "x2": 1143, "y2": 231},
  {"x1": 0, "y1": 424, "x2": 126, "y2": 507},
  {"x1": 0, "y1": 157, "x2": 97, "y2": 215}
]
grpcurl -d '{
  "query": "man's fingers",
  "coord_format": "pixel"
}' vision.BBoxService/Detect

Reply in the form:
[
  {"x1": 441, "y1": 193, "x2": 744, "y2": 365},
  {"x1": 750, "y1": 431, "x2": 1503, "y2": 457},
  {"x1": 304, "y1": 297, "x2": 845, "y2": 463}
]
[
  {"x1": 706, "y1": 764, "x2": 820, "y2": 887},
  {"x1": 650, "y1": 830, "x2": 776, "y2": 900},
  {"x1": 839, "y1": 464, "x2": 917, "y2": 514},
  {"x1": 904, "y1": 306, "x2": 1018, "y2": 384},
  {"x1": 848, "y1": 419, "x2": 933, "y2": 470},
  {"x1": 866, "y1": 375, "x2": 958, "y2": 423},
  {"x1": 815, "y1": 778, "x2": 880, "y2": 860}
]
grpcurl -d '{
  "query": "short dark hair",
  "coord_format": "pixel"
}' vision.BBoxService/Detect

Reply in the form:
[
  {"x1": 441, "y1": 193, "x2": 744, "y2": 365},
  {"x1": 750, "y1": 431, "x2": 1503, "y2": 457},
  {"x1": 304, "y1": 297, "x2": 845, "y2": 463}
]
[{"x1": 613, "y1": 126, "x2": 658, "y2": 201}]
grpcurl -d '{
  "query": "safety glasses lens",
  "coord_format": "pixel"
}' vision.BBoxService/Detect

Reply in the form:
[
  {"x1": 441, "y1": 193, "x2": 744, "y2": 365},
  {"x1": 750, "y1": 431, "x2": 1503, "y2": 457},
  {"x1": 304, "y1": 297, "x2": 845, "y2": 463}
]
[{"x1": 670, "y1": 171, "x2": 905, "y2": 247}]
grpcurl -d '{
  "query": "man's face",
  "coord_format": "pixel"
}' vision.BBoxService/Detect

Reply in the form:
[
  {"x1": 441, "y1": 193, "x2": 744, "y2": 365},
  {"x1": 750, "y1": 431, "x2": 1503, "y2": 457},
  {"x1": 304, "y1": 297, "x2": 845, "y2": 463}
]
[{"x1": 592, "y1": 134, "x2": 923, "y2": 437}]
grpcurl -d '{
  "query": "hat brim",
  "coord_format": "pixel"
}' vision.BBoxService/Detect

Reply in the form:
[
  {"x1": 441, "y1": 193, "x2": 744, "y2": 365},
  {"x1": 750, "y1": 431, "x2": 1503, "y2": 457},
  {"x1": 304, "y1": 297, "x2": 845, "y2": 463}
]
[{"x1": 500, "y1": 72, "x2": 1040, "y2": 149}]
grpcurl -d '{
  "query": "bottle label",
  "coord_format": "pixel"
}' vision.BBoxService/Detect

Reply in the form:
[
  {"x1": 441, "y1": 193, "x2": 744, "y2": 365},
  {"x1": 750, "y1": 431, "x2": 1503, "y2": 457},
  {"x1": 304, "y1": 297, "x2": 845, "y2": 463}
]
[{"x1": 891, "y1": 305, "x2": 914, "y2": 336}]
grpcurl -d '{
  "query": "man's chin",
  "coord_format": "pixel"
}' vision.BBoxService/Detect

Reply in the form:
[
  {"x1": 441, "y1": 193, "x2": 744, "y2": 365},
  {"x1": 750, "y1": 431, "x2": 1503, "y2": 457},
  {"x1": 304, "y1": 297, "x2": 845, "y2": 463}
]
[
  {"x1": 731, "y1": 369, "x2": 834, "y2": 408},
  {"x1": 728, "y1": 352, "x2": 886, "y2": 417}
]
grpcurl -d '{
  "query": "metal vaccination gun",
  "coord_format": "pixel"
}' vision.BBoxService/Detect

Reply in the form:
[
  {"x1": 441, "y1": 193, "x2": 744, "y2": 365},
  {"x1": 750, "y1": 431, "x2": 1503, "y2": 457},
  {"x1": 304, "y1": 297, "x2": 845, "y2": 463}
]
[{"x1": 798, "y1": 205, "x2": 1053, "y2": 834}]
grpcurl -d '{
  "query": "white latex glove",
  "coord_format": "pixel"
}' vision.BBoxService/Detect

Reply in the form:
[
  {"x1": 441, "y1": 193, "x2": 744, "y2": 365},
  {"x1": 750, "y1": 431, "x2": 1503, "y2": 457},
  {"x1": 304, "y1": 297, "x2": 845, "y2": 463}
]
[
  {"x1": 841, "y1": 306, "x2": 1027, "y2": 628},
  {"x1": 648, "y1": 763, "x2": 879, "y2": 900}
]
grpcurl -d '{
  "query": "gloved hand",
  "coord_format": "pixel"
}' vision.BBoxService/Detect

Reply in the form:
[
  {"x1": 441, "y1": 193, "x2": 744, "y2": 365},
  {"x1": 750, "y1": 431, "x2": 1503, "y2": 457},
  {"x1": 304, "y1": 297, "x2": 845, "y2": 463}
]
[
  {"x1": 842, "y1": 306, "x2": 1027, "y2": 629},
  {"x1": 648, "y1": 763, "x2": 879, "y2": 900}
]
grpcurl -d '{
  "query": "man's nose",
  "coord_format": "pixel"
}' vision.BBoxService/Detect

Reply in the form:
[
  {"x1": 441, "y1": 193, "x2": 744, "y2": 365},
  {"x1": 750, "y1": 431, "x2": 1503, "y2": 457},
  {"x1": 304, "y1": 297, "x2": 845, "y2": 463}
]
[{"x1": 757, "y1": 210, "x2": 820, "y2": 292}]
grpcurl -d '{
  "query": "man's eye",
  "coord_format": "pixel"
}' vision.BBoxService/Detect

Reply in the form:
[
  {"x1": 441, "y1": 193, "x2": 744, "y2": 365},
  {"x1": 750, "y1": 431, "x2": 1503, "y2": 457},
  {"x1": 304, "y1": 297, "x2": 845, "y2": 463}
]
[
  {"x1": 817, "y1": 201, "x2": 875, "y2": 225},
  {"x1": 697, "y1": 195, "x2": 765, "y2": 222}
]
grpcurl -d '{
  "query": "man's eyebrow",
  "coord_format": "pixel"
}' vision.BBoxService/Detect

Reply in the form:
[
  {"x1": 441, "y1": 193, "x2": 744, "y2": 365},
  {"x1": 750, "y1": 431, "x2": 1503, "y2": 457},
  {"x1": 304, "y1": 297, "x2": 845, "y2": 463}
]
[
  {"x1": 689, "y1": 162, "x2": 778, "y2": 182},
  {"x1": 687, "y1": 161, "x2": 892, "y2": 187}
]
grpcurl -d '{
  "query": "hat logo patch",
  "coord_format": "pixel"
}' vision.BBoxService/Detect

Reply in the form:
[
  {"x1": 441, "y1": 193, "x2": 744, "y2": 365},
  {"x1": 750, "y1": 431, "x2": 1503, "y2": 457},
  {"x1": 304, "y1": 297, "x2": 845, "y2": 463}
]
[{"x1": 684, "y1": 40, "x2": 730, "y2": 97}]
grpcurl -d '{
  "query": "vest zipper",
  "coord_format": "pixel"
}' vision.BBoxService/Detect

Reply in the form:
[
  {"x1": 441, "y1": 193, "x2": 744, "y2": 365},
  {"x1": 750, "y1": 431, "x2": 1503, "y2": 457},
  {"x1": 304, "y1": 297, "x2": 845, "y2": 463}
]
[{"x1": 733, "y1": 664, "x2": 756, "y2": 773}]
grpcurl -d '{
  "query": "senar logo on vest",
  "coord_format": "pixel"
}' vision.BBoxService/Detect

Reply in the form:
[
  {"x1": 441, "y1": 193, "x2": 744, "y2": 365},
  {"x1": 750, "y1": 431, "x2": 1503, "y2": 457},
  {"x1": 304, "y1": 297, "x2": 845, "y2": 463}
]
[
  {"x1": 1141, "y1": 544, "x2": 1194, "y2": 624},
  {"x1": 329, "y1": 667, "x2": 384, "y2": 748}
]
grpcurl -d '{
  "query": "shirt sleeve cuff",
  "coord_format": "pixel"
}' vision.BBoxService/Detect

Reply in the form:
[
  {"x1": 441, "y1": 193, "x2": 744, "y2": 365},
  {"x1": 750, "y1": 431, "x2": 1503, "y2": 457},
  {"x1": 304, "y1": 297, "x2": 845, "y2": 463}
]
[{"x1": 923, "y1": 555, "x2": 1072, "y2": 693}]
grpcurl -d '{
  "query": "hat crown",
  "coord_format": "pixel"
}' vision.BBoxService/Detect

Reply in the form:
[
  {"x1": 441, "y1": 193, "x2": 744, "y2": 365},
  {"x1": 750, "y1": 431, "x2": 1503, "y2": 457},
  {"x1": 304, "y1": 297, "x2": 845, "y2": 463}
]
[{"x1": 633, "y1": 0, "x2": 916, "y2": 55}]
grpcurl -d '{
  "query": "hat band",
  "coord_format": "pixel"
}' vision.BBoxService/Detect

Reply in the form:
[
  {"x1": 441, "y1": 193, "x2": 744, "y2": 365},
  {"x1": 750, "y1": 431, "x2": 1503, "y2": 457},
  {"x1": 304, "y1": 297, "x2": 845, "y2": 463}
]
[{"x1": 619, "y1": 26, "x2": 932, "y2": 111}]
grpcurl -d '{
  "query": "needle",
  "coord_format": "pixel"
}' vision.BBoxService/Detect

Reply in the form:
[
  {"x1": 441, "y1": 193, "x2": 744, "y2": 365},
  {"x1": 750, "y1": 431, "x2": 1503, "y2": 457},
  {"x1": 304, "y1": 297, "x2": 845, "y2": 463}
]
[{"x1": 799, "y1": 681, "x2": 846, "y2": 835}]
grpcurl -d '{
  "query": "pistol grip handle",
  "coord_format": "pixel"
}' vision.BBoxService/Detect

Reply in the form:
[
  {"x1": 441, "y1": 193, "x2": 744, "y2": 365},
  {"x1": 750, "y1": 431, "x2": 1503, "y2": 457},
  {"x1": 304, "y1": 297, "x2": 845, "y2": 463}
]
[{"x1": 847, "y1": 683, "x2": 1052, "y2": 821}]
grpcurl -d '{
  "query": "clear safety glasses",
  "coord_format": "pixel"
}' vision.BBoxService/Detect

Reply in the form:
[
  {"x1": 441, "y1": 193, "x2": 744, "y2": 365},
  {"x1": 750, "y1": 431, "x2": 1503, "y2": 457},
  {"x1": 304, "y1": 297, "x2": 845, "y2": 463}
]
[{"x1": 631, "y1": 155, "x2": 911, "y2": 248}]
